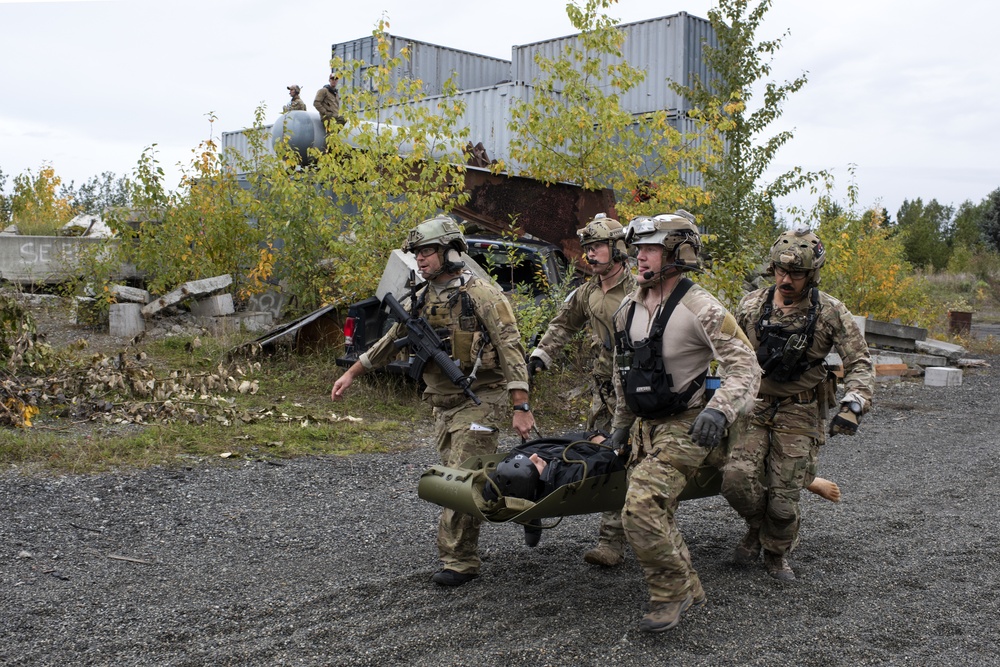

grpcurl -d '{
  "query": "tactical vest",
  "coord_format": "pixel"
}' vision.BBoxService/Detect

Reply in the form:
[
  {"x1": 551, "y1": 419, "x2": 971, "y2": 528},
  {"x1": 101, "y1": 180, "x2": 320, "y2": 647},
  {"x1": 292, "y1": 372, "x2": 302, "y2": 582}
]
[
  {"x1": 413, "y1": 277, "x2": 497, "y2": 372},
  {"x1": 614, "y1": 278, "x2": 705, "y2": 419},
  {"x1": 754, "y1": 286, "x2": 824, "y2": 383}
]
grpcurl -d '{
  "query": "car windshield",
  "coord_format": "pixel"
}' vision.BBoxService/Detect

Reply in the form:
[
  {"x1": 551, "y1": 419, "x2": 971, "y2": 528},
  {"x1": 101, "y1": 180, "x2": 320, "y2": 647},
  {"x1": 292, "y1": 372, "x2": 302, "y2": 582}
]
[{"x1": 468, "y1": 245, "x2": 548, "y2": 295}]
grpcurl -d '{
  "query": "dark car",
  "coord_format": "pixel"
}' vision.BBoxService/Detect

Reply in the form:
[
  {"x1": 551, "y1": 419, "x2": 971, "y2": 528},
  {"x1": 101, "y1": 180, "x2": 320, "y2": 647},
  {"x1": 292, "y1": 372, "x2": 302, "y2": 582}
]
[{"x1": 336, "y1": 234, "x2": 571, "y2": 373}]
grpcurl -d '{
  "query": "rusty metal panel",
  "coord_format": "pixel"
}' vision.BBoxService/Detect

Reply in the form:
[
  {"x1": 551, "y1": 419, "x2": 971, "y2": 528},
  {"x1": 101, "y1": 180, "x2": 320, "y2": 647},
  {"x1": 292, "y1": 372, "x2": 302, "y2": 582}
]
[
  {"x1": 457, "y1": 168, "x2": 616, "y2": 263},
  {"x1": 333, "y1": 34, "x2": 511, "y2": 98},
  {"x1": 511, "y1": 12, "x2": 716, "y2": 115}
]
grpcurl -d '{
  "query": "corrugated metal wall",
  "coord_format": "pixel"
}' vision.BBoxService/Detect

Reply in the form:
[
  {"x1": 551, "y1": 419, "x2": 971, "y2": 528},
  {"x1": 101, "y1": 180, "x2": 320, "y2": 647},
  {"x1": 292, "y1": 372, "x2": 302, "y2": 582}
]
[
  {"x1": 511, "y1": 12, "x2": 715, "y2": 115},
  {"x1": 333, "y1": 34, "x2": 512, "y2": 97},
  {"x1": 221, "y1": 17, "x2": 717, "y2": 183},
  {"x1": 374, "y1": 81, "x2": 563, "y2": 170}
]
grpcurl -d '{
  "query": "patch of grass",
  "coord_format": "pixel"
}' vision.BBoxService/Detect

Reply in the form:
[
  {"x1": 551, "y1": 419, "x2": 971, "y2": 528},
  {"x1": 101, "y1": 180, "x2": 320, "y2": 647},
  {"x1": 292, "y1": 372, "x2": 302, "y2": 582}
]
[{"x1": 2, "y1": 335, "x2": 430, "y2": 473}]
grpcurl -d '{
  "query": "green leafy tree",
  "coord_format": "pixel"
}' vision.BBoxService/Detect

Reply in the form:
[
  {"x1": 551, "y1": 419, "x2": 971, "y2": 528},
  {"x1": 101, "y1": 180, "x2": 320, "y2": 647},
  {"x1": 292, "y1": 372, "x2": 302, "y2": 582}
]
[
  {"x1": 981, "y1": 187, "x2": 1000, "y2": 253},
  {"x1": 951, "y1": 198, "x2": 987, "y2": 250},
  {"x1": 8, "y1": 165, "x2": 76, "y2": 235},
  {"x1": 76, "y1": 20, "x2": 472, "y2": 315},
  {"x1": 508, "y1": 0, "x2": 714, "y2": 221},
  {"x1": 60, "y1": 171, "x2": 132, "y2": 216},
  {"x1": 0, "y1": 168, "x2": 11, "y2": 225},
  {"x1": 895, "y1": 198, "x2": 954, "y2": 271},
  {"x1": 299, "y1": 20, "x2": 471, "y2": 307},
  {"x1": 673, "y1": 0, "x2": 826, "y2": 259}
]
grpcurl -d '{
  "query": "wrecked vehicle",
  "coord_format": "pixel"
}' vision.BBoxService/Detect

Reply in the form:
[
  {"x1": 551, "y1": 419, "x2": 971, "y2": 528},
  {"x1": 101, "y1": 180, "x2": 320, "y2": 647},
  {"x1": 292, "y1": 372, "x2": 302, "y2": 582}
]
[{"x1": 336, "y1": 233, "x2": 571, "y2": 374}]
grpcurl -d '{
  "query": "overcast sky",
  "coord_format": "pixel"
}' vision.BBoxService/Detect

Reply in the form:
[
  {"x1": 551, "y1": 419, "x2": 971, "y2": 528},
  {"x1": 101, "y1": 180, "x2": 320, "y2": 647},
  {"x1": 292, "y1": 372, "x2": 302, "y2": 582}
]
[{"x1": 2, "y1": 0, "x2": 997, "y2": 222}]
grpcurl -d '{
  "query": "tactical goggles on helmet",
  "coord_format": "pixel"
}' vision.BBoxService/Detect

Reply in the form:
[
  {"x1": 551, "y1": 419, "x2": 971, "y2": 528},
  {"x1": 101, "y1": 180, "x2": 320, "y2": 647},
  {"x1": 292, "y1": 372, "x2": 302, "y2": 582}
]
[{"x1": 623, "y1": 216, "x2": 657, "y2": 245}]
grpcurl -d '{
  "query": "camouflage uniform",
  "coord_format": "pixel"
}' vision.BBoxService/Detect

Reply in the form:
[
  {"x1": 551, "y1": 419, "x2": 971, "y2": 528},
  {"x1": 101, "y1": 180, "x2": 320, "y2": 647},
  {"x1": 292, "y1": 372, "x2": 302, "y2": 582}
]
[
  {"x1": 723, "y1": 287, "x2": 874, "y2": 557},
  {"x1": 531, "y1": 268, "x2": 636, "y2": 432},
  {"x1": 314, "y1": 84, "x2": 343, "y2": 126},
  {"x1": 283, "y1": 96, "x2": 307, "y2": 113},
  {"x1": 359, "y1": 270, "x2": 529, "y2": 575},
  {"x1": 530, "y1": 264, "x2": 636, "y2": 554},
  {"x1": 612, "y1": 282, "x2": 760, "y2": 604}
]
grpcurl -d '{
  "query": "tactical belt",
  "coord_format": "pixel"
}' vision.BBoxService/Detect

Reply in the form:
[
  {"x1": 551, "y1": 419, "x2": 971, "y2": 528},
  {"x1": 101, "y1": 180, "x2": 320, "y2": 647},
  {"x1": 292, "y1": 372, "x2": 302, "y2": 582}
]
[{"x1": 759, "y1": 388, "x2": 817, "y2": 405}]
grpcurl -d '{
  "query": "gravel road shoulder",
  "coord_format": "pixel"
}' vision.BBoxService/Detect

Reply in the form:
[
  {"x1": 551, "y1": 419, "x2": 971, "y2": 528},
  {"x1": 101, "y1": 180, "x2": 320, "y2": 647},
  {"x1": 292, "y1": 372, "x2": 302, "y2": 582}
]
[{"x1": 2, "y1": 357, "x2": 999, "y2": 666}]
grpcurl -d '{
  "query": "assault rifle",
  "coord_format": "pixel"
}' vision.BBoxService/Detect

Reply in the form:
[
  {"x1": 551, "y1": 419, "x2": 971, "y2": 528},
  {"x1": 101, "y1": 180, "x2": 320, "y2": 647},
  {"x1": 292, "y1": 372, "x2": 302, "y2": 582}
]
[{"x1": 383, "y1": 293, "x2": 481, "y2": 405}]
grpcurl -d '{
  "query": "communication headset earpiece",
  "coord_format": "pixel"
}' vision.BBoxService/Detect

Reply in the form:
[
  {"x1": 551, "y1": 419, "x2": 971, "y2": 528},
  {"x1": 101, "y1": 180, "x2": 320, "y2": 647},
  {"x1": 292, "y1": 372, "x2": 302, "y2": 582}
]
[
  {"x1": 441, "y1": 246, "x2": 466, "y2": 273},
  {"x1": 673, "y1": 238, "x2": 699, "y2": 266}
]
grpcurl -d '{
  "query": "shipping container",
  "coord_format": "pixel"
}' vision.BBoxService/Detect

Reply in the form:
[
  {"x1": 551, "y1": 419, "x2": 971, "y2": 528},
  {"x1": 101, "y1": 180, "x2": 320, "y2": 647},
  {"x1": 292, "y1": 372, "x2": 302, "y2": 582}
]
[
  {"x1": 333, "y1": 34, "x2": 512, "y2": 98},
  {"x1": 511, "y1": 12, "x2": 716, "y2": 116}
]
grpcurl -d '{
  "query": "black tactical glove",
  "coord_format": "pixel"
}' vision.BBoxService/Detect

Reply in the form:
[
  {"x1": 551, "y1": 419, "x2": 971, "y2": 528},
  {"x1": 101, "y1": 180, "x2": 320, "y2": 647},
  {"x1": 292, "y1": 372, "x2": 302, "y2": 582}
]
[
  {"x1": 527, "y1": 357, "x2": 546, "y2": 380},
  {"x1": 688, "y1": 408, "x2": 727, "y2": 448},
  {"x1": 609, "y1": 427, "x2": 631, "y2": 457},
  {"x1": 829, "y1": 401, "x2": 862, "y2": 436}
]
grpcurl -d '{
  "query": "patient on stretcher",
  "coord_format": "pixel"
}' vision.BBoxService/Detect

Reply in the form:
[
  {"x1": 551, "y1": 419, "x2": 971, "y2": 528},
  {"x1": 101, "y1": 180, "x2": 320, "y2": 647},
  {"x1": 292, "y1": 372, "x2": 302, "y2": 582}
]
[{"x1": 481, "y1": 431, "x2": 623, "y2": 503}]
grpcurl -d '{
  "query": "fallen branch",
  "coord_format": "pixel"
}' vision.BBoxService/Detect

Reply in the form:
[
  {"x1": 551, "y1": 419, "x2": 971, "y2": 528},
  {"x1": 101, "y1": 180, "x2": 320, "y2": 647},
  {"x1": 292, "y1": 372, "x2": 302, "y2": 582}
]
[{"x1": 107, "y1": 554, "x2": 154, "y2": 565}]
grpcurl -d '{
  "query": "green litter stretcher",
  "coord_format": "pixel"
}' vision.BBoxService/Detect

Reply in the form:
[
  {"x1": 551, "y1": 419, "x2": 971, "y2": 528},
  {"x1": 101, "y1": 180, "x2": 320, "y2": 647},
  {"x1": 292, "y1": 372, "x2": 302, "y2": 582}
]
[{"x1": 417, "y1": 444, "x2": 724, "y2": 526}]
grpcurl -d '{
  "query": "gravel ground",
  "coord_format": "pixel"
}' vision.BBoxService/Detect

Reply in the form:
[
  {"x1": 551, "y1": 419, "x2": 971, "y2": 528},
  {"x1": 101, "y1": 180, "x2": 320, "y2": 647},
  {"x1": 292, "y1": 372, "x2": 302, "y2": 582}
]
[{"x1": 3, "y1": 357, "x2": 1000, "y2": 666}]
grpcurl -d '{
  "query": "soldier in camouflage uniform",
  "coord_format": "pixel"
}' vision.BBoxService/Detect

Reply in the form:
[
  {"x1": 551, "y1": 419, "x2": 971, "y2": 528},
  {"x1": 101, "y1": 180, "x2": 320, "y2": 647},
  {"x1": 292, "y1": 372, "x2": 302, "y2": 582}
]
[
  {"x1": 283, "y1": 85, "x2": 307, "y2": 113},
  {"x1": 314, "y1": 74, "x2": 344, "y2": 129},
  {"x1": 528, "y1": 213, "x2": 637, "y2": 566},
  {"x1": 332, "y1": 216, "x2": 534, "y2": 587},
  {"x1": 609, "y1": 213, "x2": 760, "y2": 632},
  {"x1": 722, "y1": 229, "x2": 874, "y2": 582}
]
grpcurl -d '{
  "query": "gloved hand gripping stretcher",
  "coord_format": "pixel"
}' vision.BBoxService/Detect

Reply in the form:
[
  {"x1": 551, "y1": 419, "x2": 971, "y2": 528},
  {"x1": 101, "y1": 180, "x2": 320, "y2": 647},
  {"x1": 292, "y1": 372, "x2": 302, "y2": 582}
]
[{"x1": 418, "y1": 431, "x2": 725, "y2": 526}]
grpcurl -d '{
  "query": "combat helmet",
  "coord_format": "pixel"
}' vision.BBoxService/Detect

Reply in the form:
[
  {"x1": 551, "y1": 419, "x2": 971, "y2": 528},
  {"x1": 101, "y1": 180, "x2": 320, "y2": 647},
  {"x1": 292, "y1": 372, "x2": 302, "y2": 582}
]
[
  {"x1": 577, "y1": 213, "x2": 628, "y2": 259},
  {"x1": 769, "y1": 229, "x2": 825, "y2": 284},
  {"x1": 402, "y1": 215, "x2": 469, "y2": 254},
  {"x1": 624, "y1": 213, "x2": 702, "y2": 269},
  {"x1": 491, "y1": 453, "x2": 540, "y2": 501}
]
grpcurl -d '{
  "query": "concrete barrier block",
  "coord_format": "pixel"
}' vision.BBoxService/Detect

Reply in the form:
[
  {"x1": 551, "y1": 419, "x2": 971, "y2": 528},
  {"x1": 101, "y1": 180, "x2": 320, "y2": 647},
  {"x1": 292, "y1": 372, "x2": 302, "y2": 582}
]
[
  {"x1": 109, "y1": 303, "x2": 145, "y2": 338},
  {"x1": 190, "y1": 294, "x2": 235, "y2": 317},
  {"x1": 924, "y1": 366, "x2": 962, "y2": 387}
]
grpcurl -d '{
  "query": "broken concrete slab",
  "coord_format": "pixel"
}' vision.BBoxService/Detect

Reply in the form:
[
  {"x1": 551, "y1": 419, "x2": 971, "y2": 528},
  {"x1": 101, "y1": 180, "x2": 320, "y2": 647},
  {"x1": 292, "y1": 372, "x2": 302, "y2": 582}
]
[
  {"x1": 925, "y1": 366, "x2": 962, "y2": 387},
  {"x1": 111, "y1": 285, "x2": 151, "y2": 304},
  {"x1": 870, "y1": 353, "x2": 904, "y2": 366},
  {"x1": 864, "y1": 318, "x2": 927, "y2": 352},
  {"x1": 876, "y1": 350, "x2": 947, "y2": 368},
  {"x1": 915, "y1": 338, "x2": 966, "y2": 363},
  {"x1": 246, "y1": 289, "x2": 289, "y2": 319},
  {"x1": 190, "y1": 294, "x2": 235, "y2": 317},
  {"x1": 233, "y1": 311, "x2": 274, "y2": 332},
  {"x1": 142, "y1": 275, "x2": 233, "y2": 317},
  {"x1": 109, "y1": 303, "x2": 144, "y2": 338}
]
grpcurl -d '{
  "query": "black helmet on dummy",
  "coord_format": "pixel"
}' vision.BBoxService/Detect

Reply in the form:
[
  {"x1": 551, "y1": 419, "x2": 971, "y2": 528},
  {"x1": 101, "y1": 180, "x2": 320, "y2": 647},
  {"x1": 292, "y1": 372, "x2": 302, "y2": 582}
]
[{"x1": 492, "y1": 453, "x2": 540, "y2": 501}]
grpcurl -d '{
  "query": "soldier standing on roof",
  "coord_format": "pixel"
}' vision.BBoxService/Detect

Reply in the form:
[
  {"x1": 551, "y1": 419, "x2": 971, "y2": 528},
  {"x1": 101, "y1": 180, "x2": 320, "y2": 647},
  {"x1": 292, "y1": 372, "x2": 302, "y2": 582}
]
[
  {"x1": 722, "y1": 229, "x2": 874, "y2": 581},
  {"x1": 283, "y1": 84, "x2": 307, "y2": 113},
  {"x1": 331, "y1": 215, "x2": 534, "y2": 587},
  {"x1": 527, "y1": 213, "x2": 637, "y2": 564},
  {"x1": 314, "y1": 73, "x2": 344, "y2": 130},
  {"x1": 610, "y1": 212, "x2": 760, "y2": 632}
]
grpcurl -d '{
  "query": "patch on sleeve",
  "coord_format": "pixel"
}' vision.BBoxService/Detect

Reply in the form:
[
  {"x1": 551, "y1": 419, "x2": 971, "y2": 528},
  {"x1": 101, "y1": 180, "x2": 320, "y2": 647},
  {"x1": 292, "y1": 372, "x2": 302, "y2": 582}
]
[{"x1": 722, "y1": 312, "x2": 752, "y2": 347}]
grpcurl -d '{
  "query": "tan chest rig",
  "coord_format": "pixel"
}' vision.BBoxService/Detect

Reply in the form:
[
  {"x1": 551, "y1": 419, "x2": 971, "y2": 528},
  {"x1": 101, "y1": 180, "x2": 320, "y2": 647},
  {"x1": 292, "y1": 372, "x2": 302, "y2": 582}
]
[{"x1": 418, "y1": 278, "x2": 499, "y2": 373}]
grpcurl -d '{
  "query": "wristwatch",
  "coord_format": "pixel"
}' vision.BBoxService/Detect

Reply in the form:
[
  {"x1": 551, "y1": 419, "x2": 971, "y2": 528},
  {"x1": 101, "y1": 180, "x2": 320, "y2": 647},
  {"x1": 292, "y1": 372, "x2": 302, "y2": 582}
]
[{"x1": 512, "y1": 403, "x2": 531, "y2": 412}]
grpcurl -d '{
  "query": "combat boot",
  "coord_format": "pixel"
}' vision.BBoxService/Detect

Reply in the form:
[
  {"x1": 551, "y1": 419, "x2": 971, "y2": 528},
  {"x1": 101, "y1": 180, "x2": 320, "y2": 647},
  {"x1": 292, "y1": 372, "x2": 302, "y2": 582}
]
[
  {"x1": 638, "y1": 594, "x2": 694, "y2": 633},
  {"x1": 524, "y1": 520, "x2": 543, "y2": 548},
  {"x1": 583, "y1": 542, "x2": 623, "y2": 567},
  {"x1": 734, "y1": 527, "x2": 761, "y2": 565},
  {"x1": 431, "y1": 569, "x2": 479, "y2": 587},
  {"x1": 763, "y1": 552, "x2": 795, "y2": 581}
]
